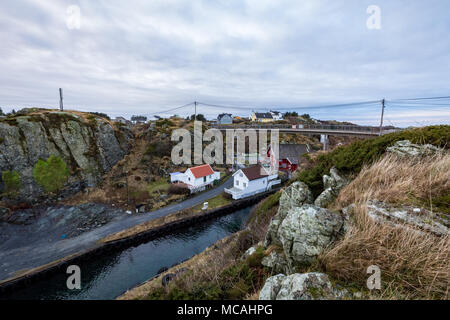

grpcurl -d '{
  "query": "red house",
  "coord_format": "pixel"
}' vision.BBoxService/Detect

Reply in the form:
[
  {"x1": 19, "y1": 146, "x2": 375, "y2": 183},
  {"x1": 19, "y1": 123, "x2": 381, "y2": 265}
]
[{"x1": 267, "y1": 144, "x2": 309, "y2": 173}]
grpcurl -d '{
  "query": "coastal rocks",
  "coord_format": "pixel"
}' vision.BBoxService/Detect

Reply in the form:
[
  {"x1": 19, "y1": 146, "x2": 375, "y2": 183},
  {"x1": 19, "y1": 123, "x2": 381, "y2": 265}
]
[
  {"x1": 278, "y1": 205, "x2": 344, "y2": 267},
  {"x1": 387, "y1": 140, "x2": 440, "y2": 157},
  {"x1": 265, "y1": 182, "x2": 313, "y2": 247},
  {"x1": 314, "y1": 167, "x2": 348, "y2": 208},
  {"x1": 367, "y1": 200, "x2": 449, "y2": 236},
  {"x1": 259, "y1": 273, "x2": 339, "y2": 300}
]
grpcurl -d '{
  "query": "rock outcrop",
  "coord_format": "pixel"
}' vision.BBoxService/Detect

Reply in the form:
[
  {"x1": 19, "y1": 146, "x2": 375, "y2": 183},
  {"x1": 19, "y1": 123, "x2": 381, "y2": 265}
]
[
  {"x1": 367, "y1": 200, "x2": 449, "y2": 236},
  {"x1": 259, "y1": 273, "x2": 345, "y2": 300},
  {"x1": 314, "y1": 167, "x2": 348, "y2": 208},
  {"x1": 387, "y1": 140, "x2": 440, "y2": 157},
  {"x1": 277, "y1": 205, "x2": 344, "y2": 267},
  {"x1": 0, "y1": 112, "x2": 133, "y2": 202},
  {"x1": 261, "y1": 250, "x2": 289, "y2": 274},
  {"x1": 265, "y1": 181, "x2": 313, "y2": 247}
]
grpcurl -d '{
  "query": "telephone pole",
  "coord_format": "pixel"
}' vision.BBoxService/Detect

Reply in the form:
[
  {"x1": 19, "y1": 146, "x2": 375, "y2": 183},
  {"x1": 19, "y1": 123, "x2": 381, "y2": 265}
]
[
  {"x1": 379, "y1": 98, "x2": 385, "y2": 136},
  {"x1": 194, "y1": 101, "x2": 197, "y2": 121},
  {"x1": 59, "y1": 88, "x2": 64, "y2": 111}
]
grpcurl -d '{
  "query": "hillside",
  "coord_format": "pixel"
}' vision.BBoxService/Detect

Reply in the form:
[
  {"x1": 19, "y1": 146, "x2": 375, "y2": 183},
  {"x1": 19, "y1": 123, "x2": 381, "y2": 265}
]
[
  {"x1": 127, "y1": 125, "x2": 449, "y2": 300},
  {"x1": 0, "y1": 108, "x2": 133, "y2": 204}
]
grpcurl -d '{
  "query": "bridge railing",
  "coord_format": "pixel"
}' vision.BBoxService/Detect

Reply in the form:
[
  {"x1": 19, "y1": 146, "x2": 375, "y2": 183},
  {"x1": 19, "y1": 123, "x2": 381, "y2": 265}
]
[{"x1": 211, "y1": 123, "x2": 384, "y2": 134}]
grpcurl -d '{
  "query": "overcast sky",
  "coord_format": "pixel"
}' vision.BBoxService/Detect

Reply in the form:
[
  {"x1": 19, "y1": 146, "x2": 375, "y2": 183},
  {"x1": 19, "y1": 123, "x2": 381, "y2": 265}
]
[{"x1": 1, "y1": 0, "x2": 449, "y2": 126}]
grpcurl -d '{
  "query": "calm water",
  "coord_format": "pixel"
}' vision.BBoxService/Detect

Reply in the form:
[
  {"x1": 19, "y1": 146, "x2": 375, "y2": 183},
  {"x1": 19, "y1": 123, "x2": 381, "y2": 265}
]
[{"x1": 1, "y1": 206, "x2": 253, "y2": 300}]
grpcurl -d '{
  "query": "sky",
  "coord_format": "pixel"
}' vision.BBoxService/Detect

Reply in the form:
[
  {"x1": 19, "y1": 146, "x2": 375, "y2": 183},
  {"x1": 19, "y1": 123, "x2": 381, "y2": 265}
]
[{"x1": 0, "y1": 0, "x2": 449, "y2": 127}]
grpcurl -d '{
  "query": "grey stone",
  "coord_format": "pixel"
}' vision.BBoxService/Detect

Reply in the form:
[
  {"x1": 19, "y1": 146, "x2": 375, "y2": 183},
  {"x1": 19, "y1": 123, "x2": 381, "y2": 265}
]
[
  {"x1": 314, "y1": 167, "x2": 348, "y2": 208},
  {"x1": 259, "y1": 273, "x2": 342, "y2": 300},
  {"x1": 367, "y1": 200, "x2": 448, "y2": 236},
  {"x1": 261, "y1": 251, "x2": 289, "y2": 274},
  {"x1": 386, "y1": 140, "x2": 439, "y2": 157},
  {"x1": 265, "y1": 182, "x2": 313, "y2": 247},
  {"x1": 278, "y1": 205, "x2": 344, "y2": 267}
]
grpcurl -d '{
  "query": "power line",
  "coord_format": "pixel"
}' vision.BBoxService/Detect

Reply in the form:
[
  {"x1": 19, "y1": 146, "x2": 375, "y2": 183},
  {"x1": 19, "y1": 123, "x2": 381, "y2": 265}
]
[
  {"x1": 388, "y1": 95, "x2": 450, "y2": 102},
  {"x1": 147, "y1": 102, "x2": 195, "y2": 116}
]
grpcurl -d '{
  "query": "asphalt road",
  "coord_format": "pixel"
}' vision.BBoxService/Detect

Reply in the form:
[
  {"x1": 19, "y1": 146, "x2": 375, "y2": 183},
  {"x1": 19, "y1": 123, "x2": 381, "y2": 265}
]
[{"x1": 0, "y1": 179, "x2": 233, "y2": 282}]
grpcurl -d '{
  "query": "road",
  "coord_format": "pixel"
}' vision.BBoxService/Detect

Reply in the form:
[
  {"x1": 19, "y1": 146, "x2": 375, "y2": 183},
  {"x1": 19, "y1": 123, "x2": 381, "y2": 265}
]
[{"x1": 0, "y1": 178, "x2": 233, "y2": 282}]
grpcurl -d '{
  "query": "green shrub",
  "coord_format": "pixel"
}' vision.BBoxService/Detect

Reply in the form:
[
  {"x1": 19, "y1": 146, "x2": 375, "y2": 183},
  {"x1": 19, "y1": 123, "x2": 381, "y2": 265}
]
[
  {"x1": 2, "y1": 170, "x2": 21, "y2": 195},
  {"x1": 297, "y1": 125, "x2": 450, "y2": 197},
  {"x1": 33, "y1": 155, "x2": 70, "y2": 193}
]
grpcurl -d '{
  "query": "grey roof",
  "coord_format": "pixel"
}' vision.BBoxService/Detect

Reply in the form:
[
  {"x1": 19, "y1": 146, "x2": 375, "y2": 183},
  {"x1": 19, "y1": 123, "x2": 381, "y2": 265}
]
[
  {"x1": 278, "y1": 144, "x2": 308, "y2": 164},
  {"x1": 254, "y1": 112, "x2": 273, "y2": 119},
  {"x1": 217, "y1": 113, "x2": 232, "y2": 120}
]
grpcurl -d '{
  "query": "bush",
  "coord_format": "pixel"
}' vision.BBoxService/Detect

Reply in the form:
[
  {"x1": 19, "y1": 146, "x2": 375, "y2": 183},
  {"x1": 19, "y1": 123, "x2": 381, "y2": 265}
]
[
  {"x1": 2, "y1": 170, "x2": 21, "y2": 195},
  {"x1": 297, "y1": 125, "x2": 450, "y2": 197},
  {"x1": 33, "y1": 155, "x2": 70, "y2": 194}
]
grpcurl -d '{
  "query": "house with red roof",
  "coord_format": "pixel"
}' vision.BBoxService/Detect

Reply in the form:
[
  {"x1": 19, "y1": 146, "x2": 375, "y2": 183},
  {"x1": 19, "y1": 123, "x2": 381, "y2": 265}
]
[{"x1": 170, "y1": 164, "x2": 221, "y2": 193}]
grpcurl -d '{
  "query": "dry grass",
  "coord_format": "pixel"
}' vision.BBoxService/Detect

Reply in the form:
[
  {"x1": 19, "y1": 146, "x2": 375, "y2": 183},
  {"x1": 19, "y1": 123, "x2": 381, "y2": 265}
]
[
  {"x1": 336, "y1": 152, "x2": 450, "y2": 210},
  {"x1": 321, "y1": 152, "x2": 450, "y2": 299}
]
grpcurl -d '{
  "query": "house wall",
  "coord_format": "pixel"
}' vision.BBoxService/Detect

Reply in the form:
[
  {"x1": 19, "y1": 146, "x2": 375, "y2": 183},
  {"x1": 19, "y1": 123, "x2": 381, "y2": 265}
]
[
  {"x1": 233, "y1": 169, "x2": 269, "y2": 193},
  {"x1": 218, "y1": 115, "x2": 232, "y2": 124}
]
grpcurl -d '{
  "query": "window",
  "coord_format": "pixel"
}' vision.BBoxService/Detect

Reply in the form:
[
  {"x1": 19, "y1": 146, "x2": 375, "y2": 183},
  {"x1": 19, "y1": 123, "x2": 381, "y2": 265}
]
[
  {"x1": 263, "y1": 180, "x2": 265, "y2": 184},
  {"x1": 204, "y1": 177, "x2": 206, "y2": 183},
  {"x1": 243, "y1": 182, "x2": 247, "y2": 188},
  {"x1": 236, "y1": 180, "x2": 239, "y2": 186},
  {"x1": 240, "y1": 173, "x2": 243, "y2": 177}
]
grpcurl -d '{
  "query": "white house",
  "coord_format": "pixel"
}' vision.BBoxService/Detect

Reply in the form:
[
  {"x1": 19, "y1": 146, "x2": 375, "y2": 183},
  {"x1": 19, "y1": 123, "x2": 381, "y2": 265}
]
[
  {"x1": 225, "y1": 165, "x2": 281, "y2": 200},
  {"x1": 170, "y1": 164, "x2": 221, "y2": 193},
  {"x1": 270, "y1": 111, "x2": 283, "y2": 121},
  {"x1": 217, "y1": 113, "x2": 233, "y2": 125}
]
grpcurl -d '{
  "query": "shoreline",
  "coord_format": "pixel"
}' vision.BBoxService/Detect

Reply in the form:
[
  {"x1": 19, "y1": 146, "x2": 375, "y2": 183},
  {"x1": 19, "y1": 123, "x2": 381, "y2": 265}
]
[{"x1": 0, "y1": 190, "x2": 277, "y2": 296}]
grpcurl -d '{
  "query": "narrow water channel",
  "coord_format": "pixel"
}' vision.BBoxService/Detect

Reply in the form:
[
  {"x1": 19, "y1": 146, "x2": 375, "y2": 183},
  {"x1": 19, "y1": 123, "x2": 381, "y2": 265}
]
[{"x1": 0, "y1": 206, "x2": 253, "y2": 300}]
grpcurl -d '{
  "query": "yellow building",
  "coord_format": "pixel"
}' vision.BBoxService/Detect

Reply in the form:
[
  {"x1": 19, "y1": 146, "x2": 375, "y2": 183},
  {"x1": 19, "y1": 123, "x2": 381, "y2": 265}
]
[{"x1": 251, "y1": 112, "x2": 274, "y2": 123}]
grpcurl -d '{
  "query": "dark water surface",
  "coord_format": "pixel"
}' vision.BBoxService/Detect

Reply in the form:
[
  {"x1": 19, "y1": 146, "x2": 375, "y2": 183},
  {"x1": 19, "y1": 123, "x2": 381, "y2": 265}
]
[{"x1": 1, "y1": 206, "x2": 253, "y2": 300}]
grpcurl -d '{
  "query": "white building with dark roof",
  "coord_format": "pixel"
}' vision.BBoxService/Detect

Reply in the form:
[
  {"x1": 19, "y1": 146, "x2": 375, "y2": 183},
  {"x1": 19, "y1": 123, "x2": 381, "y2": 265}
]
[{"x1": 224, "y1": 165, "x2": 280, "y2": 200}]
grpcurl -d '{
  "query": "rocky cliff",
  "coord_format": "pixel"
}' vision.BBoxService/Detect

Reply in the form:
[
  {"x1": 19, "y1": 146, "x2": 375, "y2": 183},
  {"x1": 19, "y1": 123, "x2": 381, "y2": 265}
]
[{"x1": 0, "y1": 110, "x2": 133, "y2": 203}]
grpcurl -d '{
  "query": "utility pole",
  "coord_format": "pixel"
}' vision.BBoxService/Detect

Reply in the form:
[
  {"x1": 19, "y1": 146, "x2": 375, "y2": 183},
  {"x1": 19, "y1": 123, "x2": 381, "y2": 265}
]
[
  {"x1": 125, "y1": 170, "x2": 129, "y2": 206},
  {"x1": 379, "y1": 98, "x2": 385, "y2": 136},
  {"x1": 59, "y1": 88, "x2": 64, "y2": 111},
  {"x1": 194, "y1": 101, "x2": 197, "y2": 121}
]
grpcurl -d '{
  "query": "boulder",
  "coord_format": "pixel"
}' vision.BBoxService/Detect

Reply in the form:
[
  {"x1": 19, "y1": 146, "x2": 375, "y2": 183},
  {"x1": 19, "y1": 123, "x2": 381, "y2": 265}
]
[
  {"x1": 261, "y1": 250, "x2": 289, "y2": 274},
  {"x1": 278, "y1": 205, "x2": 344, "y2": 267},
  {"x1": 386, "y1": 140, "x2": 439, "y2": 157},
  {"x1": 259, "y1": 273, "x2": 340, "y2": 300},
  {"x1": 265, "y1": 182, "x2": 313, "y2": 247},
  {"x1": 314, "y1": 167, "x2": 348, "y2": 208}
]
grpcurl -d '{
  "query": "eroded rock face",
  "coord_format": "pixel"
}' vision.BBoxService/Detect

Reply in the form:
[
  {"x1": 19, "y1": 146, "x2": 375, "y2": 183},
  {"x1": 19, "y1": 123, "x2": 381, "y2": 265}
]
[
  {"x1": 264, "y1": 182, "x2": 313, "y2": 247},
  {"x1": 314, "y1": 167, "x2": 348, "y2": 208},
  {"x1": 278, "y1": 205, "x2": 344, "y2": 267},
  {"x1": 387, "y1": 140, "x2": 439, "y2": 157},
  {"x1": 0, "y1": 113, "x2": 133, "y2": 202},
  {"x1": 259, "y1": 273, "x2": 338, "y2": 300}
]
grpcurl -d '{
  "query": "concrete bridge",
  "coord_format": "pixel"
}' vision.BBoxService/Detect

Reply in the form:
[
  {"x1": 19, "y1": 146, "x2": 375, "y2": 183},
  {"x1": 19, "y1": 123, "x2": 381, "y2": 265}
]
[{"x1": 211, "y1": 124, "x2": 401, "y2": 150}]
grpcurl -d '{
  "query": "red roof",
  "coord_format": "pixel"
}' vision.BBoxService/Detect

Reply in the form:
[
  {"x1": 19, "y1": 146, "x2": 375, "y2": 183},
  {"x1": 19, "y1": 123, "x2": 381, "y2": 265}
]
[{"x1": 189, "y1": 164, "x2": 214, "y2": 178}]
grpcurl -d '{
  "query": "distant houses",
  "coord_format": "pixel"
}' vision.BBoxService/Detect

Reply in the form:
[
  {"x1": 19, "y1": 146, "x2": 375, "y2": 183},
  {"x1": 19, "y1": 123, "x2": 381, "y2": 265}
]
[
  {"x1": 114, "y1": 116, "x2": 131, "y2": 125},
  {"x1": 225, "y1": 164, "x2": 280, "y2": 200},
  {"x1": 217, "y1": 113, "x2": 233, "y2": 125},
  {"x1": 170, "y1": 164, "x2": 221, "y2": 193},
  {"x1": 251, "y1": 111, "x2": 274, "y2": 123}
]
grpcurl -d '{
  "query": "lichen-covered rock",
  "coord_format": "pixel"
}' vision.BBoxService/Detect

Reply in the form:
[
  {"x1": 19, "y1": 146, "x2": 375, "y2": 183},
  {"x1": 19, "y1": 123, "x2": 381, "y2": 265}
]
[
  {"x1": 259, "y1": 273, "x2": 341, "y2": 300},
  {"x1": 367, "y1": 200, "x2": 448, "y2": 236},
  {"x1": 0, "y1": 112, "x2": 133, "y2": 202},
  {"x1": 314, "y1": 167, "x2": 348, "y2": 208},
  {"x1": 278, "y1": 205, "x2": 344, "y2": 267},
  {"x1": 386, "y1": 140, "x2": 439, "y2": 157},
  {"x1": 261, "y1": 250, "x2": 289, "y2": 274},
  {"x1": 265, "y1": 182, "x2": 313, "y2": 247}
]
